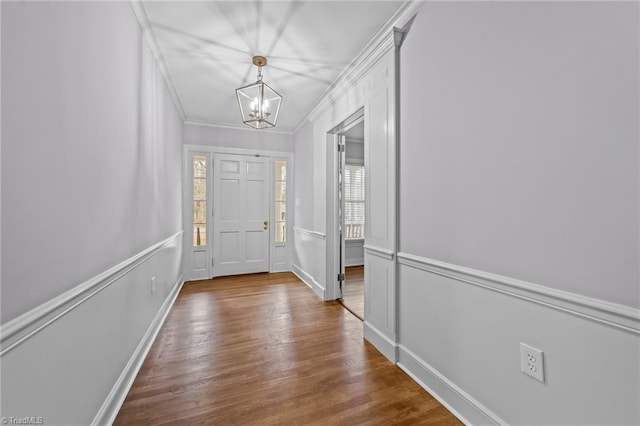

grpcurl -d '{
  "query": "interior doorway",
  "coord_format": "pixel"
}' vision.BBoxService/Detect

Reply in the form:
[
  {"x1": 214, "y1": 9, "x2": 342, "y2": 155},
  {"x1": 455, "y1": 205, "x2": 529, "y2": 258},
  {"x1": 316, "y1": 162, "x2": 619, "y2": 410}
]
[{"x1": 336, "y1": 118, "x2": 366, "y2": 320}]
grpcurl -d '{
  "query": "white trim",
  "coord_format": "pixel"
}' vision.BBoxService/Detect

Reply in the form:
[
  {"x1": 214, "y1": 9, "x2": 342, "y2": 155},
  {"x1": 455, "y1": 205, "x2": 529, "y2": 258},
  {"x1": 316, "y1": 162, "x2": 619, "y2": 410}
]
[
  {"x1": 297, "y1": 0, "x2": 423, "y2": 132},
  {"x1": 292, "y1": 264, "x2": 325, "y2": 300},
  {"x1": 363, "y1": 321, "x2": 397, "y2": 362},
  {"x1": 0, "y1": 231, "x2": 184, "y2": 355},
  {"x1": 364, "y1": 245, "x2": 395, "y2": 260},
  {"x1": 183, "y1": 144, "x2": 293, "y2": 160},
  {"x1": 129, "y1": 2, "x2": 186, "y2": 122},
  {"x1": 397, "y1": 345, "x2": 504, "y2": 426},
  {"x1": 293, "y1": 227, "x2": 326, "y2": 240},
  {"x1": 397, "y1": 252, "x2": 640, "y2": 334},
  {"x1": 92, "y1": 275, "x2": 184, "y2": 426},
  {"x1": 183, "y1": 145, "x2": 294, "y2": 279},
  {"x1": 185, "y1": 119, "x2": 294, "y2": 136},
  {"x1": 345, "y1": 259, "x2": 365, "y2": 267},
  {"x1": 345, "y1": 157, "x2": 365, "y2": 166},
  {"x1": 345, "y1": 239, "x2": 365, "y2": 245},
  {"x1": 183, "y1": 150, "x2": 211, "y2": 281}
]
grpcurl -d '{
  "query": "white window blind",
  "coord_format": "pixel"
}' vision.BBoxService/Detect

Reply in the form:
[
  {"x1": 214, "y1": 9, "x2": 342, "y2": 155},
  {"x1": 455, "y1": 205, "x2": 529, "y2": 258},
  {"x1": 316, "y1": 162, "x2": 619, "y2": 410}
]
[{"x1": 344, "y1": 164, "x2": 365, "y2": 239}]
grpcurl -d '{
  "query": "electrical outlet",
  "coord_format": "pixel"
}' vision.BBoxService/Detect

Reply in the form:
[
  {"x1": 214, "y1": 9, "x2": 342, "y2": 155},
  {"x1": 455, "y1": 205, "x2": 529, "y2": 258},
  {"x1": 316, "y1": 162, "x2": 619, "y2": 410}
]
[
  {"x1": 520, "y1": 343, "x2": 544, "y2": 383},
  {"x1": 151, "y1": 276, "x2": 156, "y2": 295}
]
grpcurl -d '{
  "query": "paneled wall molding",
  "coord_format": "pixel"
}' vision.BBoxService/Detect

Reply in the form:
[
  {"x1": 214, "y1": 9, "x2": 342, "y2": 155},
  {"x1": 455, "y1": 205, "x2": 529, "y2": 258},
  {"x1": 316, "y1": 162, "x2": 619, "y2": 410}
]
[
  {"x1": 397, "y1": 345, "x2": 504, "y2": 425},
  {"x1": 0, "y1": 231, "x2": 184, "y2": 355},
  {"x1": 293, "y1": 227, "x2": 326, "y2": 240},
  {"x1": 92, "y1": 274, "x2": 184, "y2": 426},
  {"x1": 300, "y1": 1, "x2": 422, "y2": 130},
  {"x1": 397, "y1": 252, "x2": 640, "y2": 334},
  {"x1": 364, "y1": 245, "x2": 395, "y2": 260}
]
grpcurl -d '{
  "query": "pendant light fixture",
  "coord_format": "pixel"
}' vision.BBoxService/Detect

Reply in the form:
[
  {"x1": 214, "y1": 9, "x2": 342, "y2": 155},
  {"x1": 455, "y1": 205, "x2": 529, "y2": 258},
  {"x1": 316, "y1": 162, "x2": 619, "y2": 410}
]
[{"x1": 236, "y1": 56, "x2": 282, "y2": 129}]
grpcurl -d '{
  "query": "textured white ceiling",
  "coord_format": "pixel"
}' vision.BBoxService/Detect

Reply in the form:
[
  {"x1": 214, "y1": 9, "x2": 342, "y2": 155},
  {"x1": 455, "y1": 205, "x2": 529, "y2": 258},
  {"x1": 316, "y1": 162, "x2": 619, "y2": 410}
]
[{"x1": 141, "y1": 1, "x2": 404, "y2": 132}]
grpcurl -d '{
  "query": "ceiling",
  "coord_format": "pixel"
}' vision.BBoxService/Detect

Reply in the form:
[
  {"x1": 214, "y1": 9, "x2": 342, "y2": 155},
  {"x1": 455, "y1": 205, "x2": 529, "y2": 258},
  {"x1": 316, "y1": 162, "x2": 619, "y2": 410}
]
[{"x1": 140, "y1": 1, "x2": 405, "y2": 133}]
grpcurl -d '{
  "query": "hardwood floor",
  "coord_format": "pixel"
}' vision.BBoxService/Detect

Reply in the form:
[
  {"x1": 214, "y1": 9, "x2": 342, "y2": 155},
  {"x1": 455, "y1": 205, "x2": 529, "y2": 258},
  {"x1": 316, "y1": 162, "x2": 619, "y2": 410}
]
[
  {"x1": 115, "y1": 272, "x2": 461, "y2": 425},
  {"x1": 341, "y1": 265, "x2": 364, "y2": 320}
]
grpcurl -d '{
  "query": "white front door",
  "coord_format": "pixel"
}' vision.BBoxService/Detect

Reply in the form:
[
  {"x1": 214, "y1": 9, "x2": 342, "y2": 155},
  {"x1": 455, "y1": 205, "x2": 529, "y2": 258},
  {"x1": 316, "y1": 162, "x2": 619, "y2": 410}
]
[{"x1": 213, "y1": 153, "x2": 270, "y2": 276}]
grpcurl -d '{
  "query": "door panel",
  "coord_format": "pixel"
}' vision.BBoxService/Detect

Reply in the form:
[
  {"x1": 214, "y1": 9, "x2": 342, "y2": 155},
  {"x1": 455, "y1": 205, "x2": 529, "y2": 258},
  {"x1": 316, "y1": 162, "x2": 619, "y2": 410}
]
[
  {"x1": 220, "y1": 180, "x2": 240, "y2": 220},
  {"x1": 213, "y1": 153, "x2": 270, "y2": 276}
]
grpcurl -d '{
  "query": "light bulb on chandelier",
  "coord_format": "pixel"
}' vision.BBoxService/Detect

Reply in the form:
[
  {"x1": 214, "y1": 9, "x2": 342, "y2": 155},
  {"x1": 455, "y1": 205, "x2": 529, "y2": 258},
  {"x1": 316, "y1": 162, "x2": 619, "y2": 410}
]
[{"x1": 236, "y1": 56, "x2": 282, "y2": 129}]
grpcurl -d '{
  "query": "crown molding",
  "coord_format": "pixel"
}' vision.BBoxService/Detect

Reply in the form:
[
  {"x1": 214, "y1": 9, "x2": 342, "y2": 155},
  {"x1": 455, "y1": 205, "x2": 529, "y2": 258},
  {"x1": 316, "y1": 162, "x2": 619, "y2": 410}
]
[
  {"x1": 184, "y1": 119, "x2": 295, "y2": 136},
  {"x1": 294, "y1": 0, "x2": 423, "y2": 133}
]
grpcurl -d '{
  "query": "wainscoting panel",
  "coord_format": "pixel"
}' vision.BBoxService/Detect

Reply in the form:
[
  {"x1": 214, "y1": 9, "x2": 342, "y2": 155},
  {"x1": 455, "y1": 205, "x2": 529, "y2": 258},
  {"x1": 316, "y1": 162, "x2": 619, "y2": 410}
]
[
  {"x1": 397, "y1": 255, "x2": 640, "y2": 425},
  {"x1": 292, "y1": 227, "x2": 326, "y2": 299},
  {"x1": 345, "y1": 239, "x2": 364, "y2": 266},
  {"x1": 0, "y1": 232, "x2": 184, "y2": 425},
  {"x1": 364, "y1": 246, "x2": 397, "y2": 361}
]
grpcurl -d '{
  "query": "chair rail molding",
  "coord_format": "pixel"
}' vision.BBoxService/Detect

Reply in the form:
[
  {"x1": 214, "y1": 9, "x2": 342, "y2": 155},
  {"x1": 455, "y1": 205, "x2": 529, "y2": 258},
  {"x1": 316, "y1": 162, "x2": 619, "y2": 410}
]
[
  {"x1": 397, "y1": 252, "x2": 640, "y2": 334},
  {"x1": 1, "y1": 231, "x2": 184, "y2": 355},
  {"x1": 364, "y1": 244, "x2": 395, "y2": 261},
  {"x1": 293, "y1": 227, "x2": 326, "y2": 240},
  {"x1": 0, "y1": 231, "x2": 184, "y2": 425}
]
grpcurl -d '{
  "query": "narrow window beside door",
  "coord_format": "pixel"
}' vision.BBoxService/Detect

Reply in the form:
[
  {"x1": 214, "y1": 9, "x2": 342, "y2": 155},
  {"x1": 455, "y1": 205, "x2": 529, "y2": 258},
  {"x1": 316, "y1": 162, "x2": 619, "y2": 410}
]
[
  {"x1": 275, "y1": 160, "x2": 287, "y2": 243},
  {"x1": 193, "y1": 155, "x2": 207, "y2": 246}
]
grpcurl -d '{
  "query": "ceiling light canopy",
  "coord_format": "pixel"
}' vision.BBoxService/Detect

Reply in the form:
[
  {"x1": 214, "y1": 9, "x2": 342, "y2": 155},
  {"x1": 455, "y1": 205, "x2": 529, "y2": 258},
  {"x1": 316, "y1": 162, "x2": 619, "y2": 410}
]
[{"x1": 236, "y1": 56, "x2": 282, "y2": 129}]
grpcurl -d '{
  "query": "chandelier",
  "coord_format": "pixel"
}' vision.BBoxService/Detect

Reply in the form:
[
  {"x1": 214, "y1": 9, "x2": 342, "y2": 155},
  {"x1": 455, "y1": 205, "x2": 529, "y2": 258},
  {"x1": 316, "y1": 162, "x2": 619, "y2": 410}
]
[{"x1": 236, "y1": 56, "x2": 282, "y2": 129}]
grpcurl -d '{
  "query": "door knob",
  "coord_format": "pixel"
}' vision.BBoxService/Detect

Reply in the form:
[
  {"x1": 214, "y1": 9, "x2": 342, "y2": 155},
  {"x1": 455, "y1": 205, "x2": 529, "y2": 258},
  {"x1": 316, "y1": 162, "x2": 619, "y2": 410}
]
[{"x1": 263, "y1": 220, "x2": 269, "y2": 230}]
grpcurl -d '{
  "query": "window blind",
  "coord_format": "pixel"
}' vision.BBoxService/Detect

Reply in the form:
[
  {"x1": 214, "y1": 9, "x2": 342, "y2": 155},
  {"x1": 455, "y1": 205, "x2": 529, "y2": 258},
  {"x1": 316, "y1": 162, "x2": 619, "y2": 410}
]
[{"x1": 344, "y1": 164, "x2": 365, "y2": 239}]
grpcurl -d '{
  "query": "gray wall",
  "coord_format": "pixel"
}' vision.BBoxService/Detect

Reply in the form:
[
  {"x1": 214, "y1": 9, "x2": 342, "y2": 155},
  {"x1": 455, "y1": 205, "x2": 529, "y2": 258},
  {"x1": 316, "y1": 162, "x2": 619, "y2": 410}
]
[
  {"x1": 183, "y1": 122, "x2": 295, "y2": 153},
  {"x1": 400, "y1": 1, "x2": 639, "y2": 308},
  {"x1": 345, "y1": 139, "x2": 364, "y2": 163},
  {"x1": 1, "y1": 1, "x2": 184, "y2": 322},
  {"x1": 294, "y1": 119, "x2": 314, "y2": 230}
]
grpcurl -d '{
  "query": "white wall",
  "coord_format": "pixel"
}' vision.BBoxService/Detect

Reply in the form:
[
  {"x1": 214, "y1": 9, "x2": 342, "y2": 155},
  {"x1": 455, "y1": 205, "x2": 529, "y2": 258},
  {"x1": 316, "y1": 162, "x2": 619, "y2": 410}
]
[
  {"x1": 184, "y1": 122, "x2": 295, "y2": 153},
  {"x1": 345, "y1": 138, "x2": 364, "y2": 164},
  {"x1": 345, "y1": 240, "x2": 364, "y2": 267},
  {"x1": 294, "y1": 119, "x2": 314, "y2": 231},
  {"x1": 398, "y1": 2, "x2": 640, "y2": 424},
  {"x1": 400, "y1": 1, "x2": 639, "y2": 309},
  {"x1": 1, "y1": 2, "x2": 184, "y2": 424},
  {"x1": 1, "y1": 1, "x2": 183, "y2": 323}
]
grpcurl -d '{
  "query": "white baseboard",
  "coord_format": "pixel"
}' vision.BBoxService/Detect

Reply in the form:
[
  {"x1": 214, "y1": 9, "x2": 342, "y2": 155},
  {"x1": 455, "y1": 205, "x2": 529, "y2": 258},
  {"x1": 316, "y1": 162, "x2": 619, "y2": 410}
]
[
  {"x1": 292, "y1": 263, "x2": 325, "y2": 299},
  {"x1": 92, "y1": 275, "x2": 184, "y2": 425},
  {"x1": 345, "y1": 259, "x2": 364, "y2": 267},
  {"x1": 363, "y1": 321, "x2": 397, "y2": 363},
  {"x1": 397, "y1": 259, "x2": 640, "y2": 424},
  {"x1": 397, "y1": 345, "x2": 503, "y2": 426},
  {"x1": 0, "y1": 232, "x2": 183, "y2": 425}
]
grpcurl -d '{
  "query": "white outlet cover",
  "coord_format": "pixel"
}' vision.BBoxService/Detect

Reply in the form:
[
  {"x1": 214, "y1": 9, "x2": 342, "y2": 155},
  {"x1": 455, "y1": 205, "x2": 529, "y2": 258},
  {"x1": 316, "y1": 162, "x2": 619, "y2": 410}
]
[{"x1": 520, "y1": 342, "x2": 544, "y2": 383}]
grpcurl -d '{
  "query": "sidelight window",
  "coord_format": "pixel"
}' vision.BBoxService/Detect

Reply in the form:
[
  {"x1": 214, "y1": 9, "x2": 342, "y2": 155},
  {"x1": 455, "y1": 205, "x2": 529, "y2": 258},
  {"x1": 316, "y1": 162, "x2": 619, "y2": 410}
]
[
  {"x1": 275, "y1": 160, "x2": 287, "y2": 243},
  {"x1": 193, "y1": 155, "x2": 207, "y2": 246}
]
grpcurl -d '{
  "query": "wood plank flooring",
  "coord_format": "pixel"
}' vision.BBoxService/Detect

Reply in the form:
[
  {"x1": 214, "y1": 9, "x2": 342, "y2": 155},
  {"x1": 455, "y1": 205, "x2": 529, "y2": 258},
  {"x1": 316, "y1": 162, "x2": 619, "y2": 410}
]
[
  {"x1": 341, "y1": 266, "x2": 364, "y2": 320},
  {"x1": 115, "y1": 272, "x2": 461, "y2": 425}
]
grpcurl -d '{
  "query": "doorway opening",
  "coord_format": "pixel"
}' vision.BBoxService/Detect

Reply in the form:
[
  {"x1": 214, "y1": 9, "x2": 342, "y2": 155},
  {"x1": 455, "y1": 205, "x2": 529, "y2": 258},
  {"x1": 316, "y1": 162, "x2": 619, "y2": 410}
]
[
  {"x1": 332, "y1": 112, "x2": 365, "y2": 320},
  {"x1": 183, "y1": 147, "x2": 293, "y2": 282}
]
